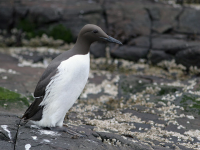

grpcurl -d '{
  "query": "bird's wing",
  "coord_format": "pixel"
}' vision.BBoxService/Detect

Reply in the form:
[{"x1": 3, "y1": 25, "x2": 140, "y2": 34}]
[{"x1": 22, "y1": 63, "x2": 59, "y2": 121}]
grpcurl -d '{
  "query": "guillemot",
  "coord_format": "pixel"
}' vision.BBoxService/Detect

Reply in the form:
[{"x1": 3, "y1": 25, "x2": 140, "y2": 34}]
[{"x1": 22, "y1": 24, "x2": 122, "y2": 136}]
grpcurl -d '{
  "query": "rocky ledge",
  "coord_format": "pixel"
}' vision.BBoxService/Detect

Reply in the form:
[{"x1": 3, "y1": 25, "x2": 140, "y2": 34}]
[{"x1": 0, "y1": 47, "x2": 200, "y2": 150}]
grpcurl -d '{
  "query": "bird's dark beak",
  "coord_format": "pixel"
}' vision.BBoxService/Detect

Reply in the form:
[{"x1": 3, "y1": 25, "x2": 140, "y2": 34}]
[{"x1": 100, "y1": 36, "x2": 122, "y2": 45}]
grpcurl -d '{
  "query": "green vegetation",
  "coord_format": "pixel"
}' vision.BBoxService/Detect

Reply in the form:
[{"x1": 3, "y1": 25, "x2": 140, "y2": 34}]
[
  {"x1": 0, "y1": 87, "x2": 30, "y2": 108},
  {"x1": 158, "y1": 87, "x2": 178, "y2": 96},
  {"x1": 121, "y1": 81, "x2": 145, "y2": 94},
  {"x1": 48, "y1": 24, "x2": 73, "y2": 43},
  {"x1": 17, "y1": 19, "x2": 73, "y2": 43},
  {"x1": 180, "y1": 94, "x2": 200, "y2": 114},
  {"x1": 17, "y1": 19, "x2": 36, "y2": 34}
]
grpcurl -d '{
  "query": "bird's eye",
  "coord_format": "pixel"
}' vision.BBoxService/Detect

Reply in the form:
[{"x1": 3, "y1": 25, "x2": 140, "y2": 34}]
[{"x1": 93, "y1": 30, "x2": 98, "y2": 33}]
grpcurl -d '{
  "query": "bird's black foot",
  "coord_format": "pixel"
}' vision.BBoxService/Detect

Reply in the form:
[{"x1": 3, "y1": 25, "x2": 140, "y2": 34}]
[{"x1": 44, "y1": 126, "x2": 85, "y2": 138}]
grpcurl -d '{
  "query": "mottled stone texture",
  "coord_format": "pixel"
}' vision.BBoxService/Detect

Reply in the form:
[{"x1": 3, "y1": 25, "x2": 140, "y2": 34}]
[
  {"x1": 1, "y1": 0, "x2": 200, "y2": 67},
  {"x1": 176, "y1": 47, "x2": 200, "y2": 68},
  {"x1": 110, "y1": 46, "x2": 149, "y2": 61}
]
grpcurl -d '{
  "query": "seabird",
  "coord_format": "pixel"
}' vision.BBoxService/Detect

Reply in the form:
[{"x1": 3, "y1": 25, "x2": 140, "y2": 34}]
[{"x1": 22, "y1": 24, "x2": 122, "y2": 136}]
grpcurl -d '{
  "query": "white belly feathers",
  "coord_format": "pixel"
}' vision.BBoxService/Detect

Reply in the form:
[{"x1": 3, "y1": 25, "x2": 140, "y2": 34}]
[{"x1": 32, "y1": 53, "x2": 90, "y2": 127}]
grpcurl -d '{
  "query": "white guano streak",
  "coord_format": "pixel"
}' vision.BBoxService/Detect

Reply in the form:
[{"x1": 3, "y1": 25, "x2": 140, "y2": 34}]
[
  {"x1": 1, "y1": 125, "x2": 11, "y2": 139},
  {"x1": 25, "y1": 144, "x2": 31, "y2": 150}
]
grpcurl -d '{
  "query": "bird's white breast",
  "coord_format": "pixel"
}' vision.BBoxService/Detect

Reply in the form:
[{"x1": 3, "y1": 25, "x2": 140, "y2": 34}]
[{"x1": 33, "y1": 53, "x2": 90, "y2": 127}]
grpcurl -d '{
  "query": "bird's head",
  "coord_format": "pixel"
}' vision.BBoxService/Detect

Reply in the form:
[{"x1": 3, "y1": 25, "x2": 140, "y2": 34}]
[{"x1": 78, "y1": 24, "x2": 122, "y2": 45}]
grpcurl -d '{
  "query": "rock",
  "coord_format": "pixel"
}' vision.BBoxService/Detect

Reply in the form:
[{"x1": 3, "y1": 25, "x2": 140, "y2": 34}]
[
  {"x1": 11, "y1": 0, "x2": 105, "y2": 38},
  {"x1": 152, "y1": 36, "x2": 189, "y2": 55},
  {"x1": 149, "y1": 50, "x2": 174, "y2": 65},
  {"x1": 175, "y1": 47, "x2": 200, "y2": 68},
  {"x1": 110, "y1": 46, "x2": 148, "y2": 61},
  {"x1": 28, "y1": 6, "x2": 62, "y2": 24},
  {"x1": 0, "y1": 52, "x2": 44, "y2": 96},
  {"x1": 96, "y1": 132, "x2": 151, "y2": 150},
  {"x1": 0, "y1": 6, "x2": 13, "y2": 29},
  {"x1": 128, "y1": 36, "x2": 150, "y2": 48},
  {"x1": 20, "y1": 53, "x2": 44, "y2": 63},
  {"x1": 90, "y1": 42, "x2": 106, "y2": 58},
  {"x1": 61, "y1": 0, "x2": 105, "y2": 36},
  {"x1": 82, "y1": 13, "x2": 106, "y2": 31},
  {"x1": 105, "y1": 0, "x2": 151, "y2": 42},
  {"x1": 0, "y1": 114, "x2": 152, "y2": 150},
  {"x1": 15, "y1": 6, "x2": 28, "y2": 17},
  {"x1": 118, "y1": 75, "x2": 152, "y2": 98},
  {"x1": 147, "y1": 4, "x2": 182, "y2": 33},
  {"x1": 176, "y1": 7, "x2": 200, "y2": 34},
  {"x1": 152, "y1": 34, "x2": 200, "y2": 56},
  {"x1": 0, "y1": 113, "x2": 19, "y2": 150},
  {"x1": 15, "y1": 123, "x2": 107, "y2": 150}
]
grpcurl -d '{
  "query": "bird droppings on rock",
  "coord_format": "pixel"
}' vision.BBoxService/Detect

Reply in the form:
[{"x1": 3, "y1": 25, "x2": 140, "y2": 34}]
[
  {"x1": 2, "y1": 76, "x2": 7, "y2": 80},
  {"x1": 31, "y1": 136, "x2": 37, "y2": 140},
  {"x1": 1, "y1": 125, "x2": 12, "y2": 140},
  {"x1": 186, "y1": 115, "x2": 194, "y2": 119},
  {"x1": 25, "y1": 144, "x2": 31, "y2": 150},
  {"x1": 30, "y1": 125, "x2": 41, "y2": 129},
  {"x1": 81, "y1": 72, "x2": 119, "y2": 100},
  {"x1": 0, "y1": 68, "x2": 19, "y2": 74},
  {"x1": 42, "y1": 139, "x2": 50, "y2": 143},
  {"x1": 184, "y1": 130, "x2": 200, "y2": 141},
  {"x1": 39, "y1": 130, "x2": 61, "y2": 136},
  {"x1": 5, "y1": 47, "x2": 63, "y2": 68}
]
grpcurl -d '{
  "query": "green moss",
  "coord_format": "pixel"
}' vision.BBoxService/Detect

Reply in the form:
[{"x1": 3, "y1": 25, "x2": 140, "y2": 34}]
[
  {"x1": 192, "y1": 104, "x2": 200, "y2": 109},
  {"x1": 158, "y1": 87, "x2": 177, "y2": 96},
  {"x1": 48, "y1": 24, "x2": 73, "y2": 43},
  {"x1": 180, "y1": 94, "x2": 200, "y2": 114},
  {"x1": 17, "y1": 18, "x2": 37, "y2": 39},
  {"x1": 0, "y1": 87, "x2": 29, "y2": 108},
  {"x1": 17, "y1": 19, "x2": 73, "y2": 43},
  {"x1": 121, "y1": 81, "x2": 139, "y2": 94},
  {"x1": 17, "y1": 19, "x2": 36, "y2": 33},
  {"x1": 181, "y1": 95, "x2": 196, "y2": 103}
]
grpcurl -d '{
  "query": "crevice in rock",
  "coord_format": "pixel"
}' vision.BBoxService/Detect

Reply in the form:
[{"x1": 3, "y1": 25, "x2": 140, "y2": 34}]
[
  {"x1": 22, "y1": 8, "x2": 30, "y2": 20},
  {"x1": 8, "y1": 6, "x2": 15, "y2": 31},
  {"x1": 0, "y1": 131, "x2": 11, "y2": 142},
  {"x1": 100, "y1": 0, "x2": 109, "y2": 33},
  {"x1": 145, "y1": 8, "x2": 153, "y2": 63},
  {"x1": 175, "y1": 5, "x2": 185, "y2": 33},
  {"x1": 163, "y1": 28, "x2": 173, "y2": 34},
  {"x1": 81, "y1": 10, "x2": 103, "y2": 16},
  {"x1": 102, "y1": 10, "x2": 108, "y2": 32},
  {"x1": 13, "y1": 118, "x2": 22, "y2": 150}
]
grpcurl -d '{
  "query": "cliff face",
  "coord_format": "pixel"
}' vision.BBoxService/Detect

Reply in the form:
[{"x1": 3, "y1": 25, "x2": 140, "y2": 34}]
[{"x1": 1, "y1": 0, "x2": 200, "y2": 67}]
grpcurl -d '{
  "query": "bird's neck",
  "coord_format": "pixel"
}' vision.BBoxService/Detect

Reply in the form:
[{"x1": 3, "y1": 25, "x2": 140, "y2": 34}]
[{"x1": 72, "y1": 36, "x2": 91, "y2": 55}]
